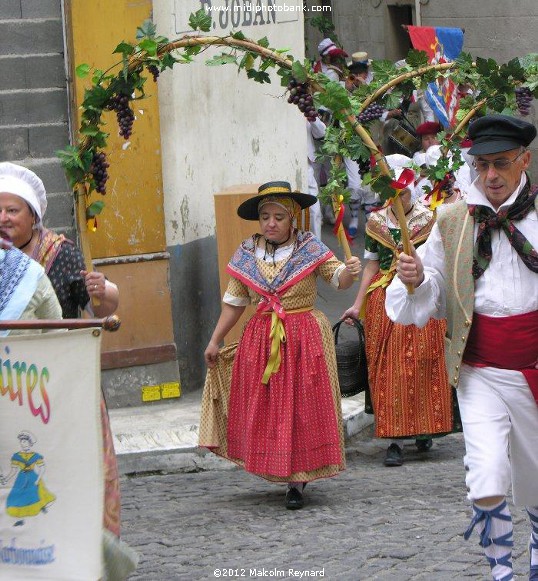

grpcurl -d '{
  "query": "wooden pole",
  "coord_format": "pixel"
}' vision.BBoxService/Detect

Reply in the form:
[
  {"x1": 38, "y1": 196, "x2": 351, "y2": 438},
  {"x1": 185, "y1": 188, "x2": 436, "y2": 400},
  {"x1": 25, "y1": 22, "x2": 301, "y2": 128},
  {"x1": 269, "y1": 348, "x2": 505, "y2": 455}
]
[
  {"x1": 75, "y1": 184, "x2": 101, "y2": 307},
  {"x1": 332, "y1": 155, "x2": 353, "y2": 261},
  {"x1": 346, "y1": 116, "x2": 415, "y2": 294},
  {"x1": 0, "y1": 315, "x2": 121, "y2": 332}
]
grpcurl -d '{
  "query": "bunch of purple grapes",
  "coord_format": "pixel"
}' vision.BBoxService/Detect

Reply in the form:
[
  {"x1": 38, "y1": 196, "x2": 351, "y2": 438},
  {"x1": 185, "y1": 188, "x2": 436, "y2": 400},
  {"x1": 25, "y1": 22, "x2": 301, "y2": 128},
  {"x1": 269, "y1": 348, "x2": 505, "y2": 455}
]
[
  {"x1": 287, "y1": 79, "x2": 318, "y2": 122},
  {"x1": 108, "y1": 93, "x2": 135, "y2": 139},
  {"x1": 90, "y1": 151, "x2": 109, "y2": 194},
  {"x1": 147, "y1": 64, "x2": 160, "y2": 83},
  {"x1": 357, "y1": 103, "x2": 385, "y2": 124},
  {"x1": 515, "y1": 87, "x2": 533, "y2": 116}
]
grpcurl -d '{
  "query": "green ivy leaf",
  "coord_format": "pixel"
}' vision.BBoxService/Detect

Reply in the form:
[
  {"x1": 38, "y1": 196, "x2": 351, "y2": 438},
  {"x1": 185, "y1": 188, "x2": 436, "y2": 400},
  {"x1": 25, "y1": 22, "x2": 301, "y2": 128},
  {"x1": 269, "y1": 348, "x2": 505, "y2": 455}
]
[
  {"x1": 138, "y1": 38, "x2": 158, "y2": 56},
  {"x1": 291, "y1": 60, "x2": 309, "y2": 83},
  {"x1": 246, "y1": 69, "x2": 271, "y2": 84},
  {"x1": 488, "y1": 92, "x2": 507, "y2": 112},
  {"x1": 239, "y1": 53, "x2": 256, "y2": 71},
  {"x1": 231, "y1": 30, "x2": 246, "y2": 40},
  {"x1": 206, "y1": 53, "x2": 237, "y2": 66},
  {"x1": 406, "y1": 49, "x2": 429, "y2": 69},
  {"x1": 317, "y1": 81, "x2": 351, "y2": 113},
  {"x1": 384, "y1": 90, "x2": 403, "y2": 111},
  {"x1": 86, "y1": 201, "x2": 105, "y2": 217},
  {"x1": 82, "y1": 86, "x2": 110, "y2": 110},
  {"x1": 277, "y1": 66, "x2": 292, "y2": 87},
  {"x1": 476, "y1": 57, "x2": 497, "y2": 77},
  {"x1": 257, "y1": 36, "x2": 269, "y2": 49},
  {"x1": 161, "y1": 53, "x2": 178, "y2": 71},
  {"x1": 371, "y1": 60, "x2": 398, "y2": 84},
  {"x1": 76, "y1": 63, "x2": 91, "y2": 79},
  {"x1": 372, "y1": 174, "x2": 396, "y2": 203},
  {"x1": 113, "y1": 42, "x2": 135, "y2": 56},
  {"x1": 136, "y1": 19, "x2": 157, "y2": 39},
  {"x1": 346, "y1": 134, "x2": 371, "y2": 162},
  {"x1": 80, "y1": 125, "x2": 101, "y2": 137},
  {"x1": 500, "y1": 58, "x2": 526, "y2": 82},
  {"x1": 455, "y1": 51, "x2": 474, "y2": 70},
  {"x1": 91, "y1": 69, "x2": 107, "y2": 85},
  {"x1": 188, "y1": 9, "x2": 212, "y2": 32}
]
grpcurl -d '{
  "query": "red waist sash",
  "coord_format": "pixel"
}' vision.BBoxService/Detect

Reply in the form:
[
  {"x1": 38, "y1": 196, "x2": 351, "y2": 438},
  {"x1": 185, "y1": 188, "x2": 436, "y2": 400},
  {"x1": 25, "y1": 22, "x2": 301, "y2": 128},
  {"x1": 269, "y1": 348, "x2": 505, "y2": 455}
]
[{"x1": 463, "y1": 310, "x2": 538, "y2": 404}]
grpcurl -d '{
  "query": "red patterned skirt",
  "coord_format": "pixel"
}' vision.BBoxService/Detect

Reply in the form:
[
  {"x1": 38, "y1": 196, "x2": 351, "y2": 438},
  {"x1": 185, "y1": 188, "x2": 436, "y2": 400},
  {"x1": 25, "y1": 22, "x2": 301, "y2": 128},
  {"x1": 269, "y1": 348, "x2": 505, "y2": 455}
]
[
  {"x1": 226, "y1": 311, "x2": 342, "y2": 479},
  {"x1": 364, "y1": 274, "x2": 453, "y2": 438}
]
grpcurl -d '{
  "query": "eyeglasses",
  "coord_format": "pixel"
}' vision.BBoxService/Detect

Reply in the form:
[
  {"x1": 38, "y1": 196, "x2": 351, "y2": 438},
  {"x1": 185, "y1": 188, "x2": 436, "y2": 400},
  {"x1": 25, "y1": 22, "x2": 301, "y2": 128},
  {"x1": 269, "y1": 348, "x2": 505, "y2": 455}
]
[{"x1": 472, "y1": 150, "x2": 526, "y2": 173}]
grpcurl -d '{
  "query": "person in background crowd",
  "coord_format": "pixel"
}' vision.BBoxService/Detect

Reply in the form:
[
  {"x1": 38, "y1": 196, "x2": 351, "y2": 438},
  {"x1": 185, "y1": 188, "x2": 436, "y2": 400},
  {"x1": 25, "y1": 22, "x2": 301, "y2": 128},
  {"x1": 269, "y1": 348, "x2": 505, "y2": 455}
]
[
  {"x1": 412, "y1": 121, "x2": 442, "y2": 166},
  {"x1": 386, "y1": 114, "x2": 538, "y2": 581},
  {"x1": 307, "y1": 116, "x2": 327, "y2": 238},
  {"x1": 200, "y1": 181, "x2": 362, "y2": 510},
  {"x1": 416, "y1": 144, "x2": 466, "y2": 209},
  {"x1": 341, "y1": 155, "x2": 454, "y2": 467},
  {"x1": 0, "y1": 162, "x2": 136, "y2": 579},
  {"x1": 314, "y1": 38, "x2": 348, "y2": 82}
]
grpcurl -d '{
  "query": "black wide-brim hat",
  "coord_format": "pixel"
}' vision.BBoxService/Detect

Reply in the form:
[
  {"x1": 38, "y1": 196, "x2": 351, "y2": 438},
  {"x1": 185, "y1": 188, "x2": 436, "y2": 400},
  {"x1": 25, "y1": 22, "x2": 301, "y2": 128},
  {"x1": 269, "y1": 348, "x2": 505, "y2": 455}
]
[
  {"x1": 237, "y1": 181, "x2": 318, "y2": 220},
  {"x1": 468, "y1": 114, "x2": 537, "y2": 155}
]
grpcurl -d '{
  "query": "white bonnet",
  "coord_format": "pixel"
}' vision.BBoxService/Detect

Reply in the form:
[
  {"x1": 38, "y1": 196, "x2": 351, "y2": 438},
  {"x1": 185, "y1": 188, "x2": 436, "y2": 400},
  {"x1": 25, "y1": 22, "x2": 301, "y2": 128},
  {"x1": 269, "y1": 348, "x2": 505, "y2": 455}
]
[
  {"x1": 0, "y1": 162, "x2": 47, "y2": 221},
  {"x1": 384, "y1": 154, "x2": 415, "y2": 181},
  {"x1": 425, "y1": 144, "x2": 453, "y2": 168}
]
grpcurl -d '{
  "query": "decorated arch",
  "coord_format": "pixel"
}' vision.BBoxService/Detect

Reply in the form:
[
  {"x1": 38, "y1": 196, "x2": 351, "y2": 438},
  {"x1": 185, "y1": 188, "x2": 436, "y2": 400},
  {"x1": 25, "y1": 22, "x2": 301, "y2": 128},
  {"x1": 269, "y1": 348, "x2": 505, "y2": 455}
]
[{"x1": 59, "y1": 9, "x2": 538, "y2": 290}]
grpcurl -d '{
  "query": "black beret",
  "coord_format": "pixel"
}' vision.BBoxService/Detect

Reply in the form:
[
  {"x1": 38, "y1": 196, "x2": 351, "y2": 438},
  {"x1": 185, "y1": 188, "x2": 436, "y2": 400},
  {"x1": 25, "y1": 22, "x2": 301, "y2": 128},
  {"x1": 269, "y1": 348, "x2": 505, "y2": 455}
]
[{"x1": 468, "y1": 114, "x2": 537, "y2": 155}]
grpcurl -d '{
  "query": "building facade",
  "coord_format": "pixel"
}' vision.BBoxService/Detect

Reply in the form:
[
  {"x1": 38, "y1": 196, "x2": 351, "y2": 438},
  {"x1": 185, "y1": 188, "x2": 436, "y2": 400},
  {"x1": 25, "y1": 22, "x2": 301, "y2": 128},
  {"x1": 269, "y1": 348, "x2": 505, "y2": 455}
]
[{"x1": 1, "y1": 0, "x2": 536, "y2": 408}]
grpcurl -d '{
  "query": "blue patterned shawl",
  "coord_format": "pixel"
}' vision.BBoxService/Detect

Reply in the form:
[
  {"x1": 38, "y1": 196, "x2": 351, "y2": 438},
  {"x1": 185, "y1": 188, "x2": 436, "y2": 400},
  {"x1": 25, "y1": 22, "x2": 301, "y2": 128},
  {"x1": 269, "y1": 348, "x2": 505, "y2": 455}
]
[
  {"x1": 227, "y1": 230, "x2": 333, "y2": 316},
  {"x1": 0, "y1": 247, "x2": 43, "y2": 335}
]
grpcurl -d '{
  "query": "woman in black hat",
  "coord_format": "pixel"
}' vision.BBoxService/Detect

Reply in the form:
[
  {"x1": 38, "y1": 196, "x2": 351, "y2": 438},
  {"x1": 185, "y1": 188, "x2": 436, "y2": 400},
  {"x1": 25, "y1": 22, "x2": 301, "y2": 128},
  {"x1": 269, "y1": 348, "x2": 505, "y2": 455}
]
[{"x1": 200, "y1": 181, "x2": 361, "y2": 509}]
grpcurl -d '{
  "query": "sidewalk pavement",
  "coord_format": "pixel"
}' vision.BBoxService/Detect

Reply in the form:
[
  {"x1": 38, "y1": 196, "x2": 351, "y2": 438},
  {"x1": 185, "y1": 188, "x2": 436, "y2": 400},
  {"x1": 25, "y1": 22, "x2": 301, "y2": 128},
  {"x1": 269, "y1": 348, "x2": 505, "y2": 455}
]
[
  {"x1": 110, "y1": 392, "x2": 373, "y2": 475},
  {"x1": 109, "y1": 218, "x2": 369, "y2": 475}
]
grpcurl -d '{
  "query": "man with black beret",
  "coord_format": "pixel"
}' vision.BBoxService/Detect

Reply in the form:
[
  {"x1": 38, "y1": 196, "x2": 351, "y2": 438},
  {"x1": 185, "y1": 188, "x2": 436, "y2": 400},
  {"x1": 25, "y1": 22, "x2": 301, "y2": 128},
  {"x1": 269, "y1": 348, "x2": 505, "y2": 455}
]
[{"x1": 386, "y1": 114, "x2": 538, "y2": 581}]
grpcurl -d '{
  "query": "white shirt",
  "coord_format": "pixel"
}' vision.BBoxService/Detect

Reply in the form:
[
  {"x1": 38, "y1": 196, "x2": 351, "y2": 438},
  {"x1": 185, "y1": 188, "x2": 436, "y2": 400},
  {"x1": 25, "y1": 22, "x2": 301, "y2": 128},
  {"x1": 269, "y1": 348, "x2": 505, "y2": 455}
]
[
  {"x1": 386, "y1": 173, "x2": 538, "y2": 327},
  {"x1": 307, "y1": 118, "x2": 326, "y2": 162}
]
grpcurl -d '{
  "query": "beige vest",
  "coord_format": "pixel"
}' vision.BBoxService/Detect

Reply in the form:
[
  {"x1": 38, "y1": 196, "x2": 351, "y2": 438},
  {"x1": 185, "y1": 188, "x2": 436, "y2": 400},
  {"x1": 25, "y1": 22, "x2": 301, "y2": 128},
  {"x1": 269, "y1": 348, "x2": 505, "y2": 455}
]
[{"x1": 437, "y1": 196, "x2": 538, "y2": 387}]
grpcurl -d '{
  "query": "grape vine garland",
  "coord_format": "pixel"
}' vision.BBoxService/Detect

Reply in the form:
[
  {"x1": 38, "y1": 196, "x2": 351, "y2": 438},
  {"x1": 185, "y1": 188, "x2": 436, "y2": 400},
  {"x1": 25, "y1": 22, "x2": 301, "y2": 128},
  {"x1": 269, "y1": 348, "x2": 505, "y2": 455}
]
[{"x1": 57, "y1": 9, "x2": 538, "y2": 228}]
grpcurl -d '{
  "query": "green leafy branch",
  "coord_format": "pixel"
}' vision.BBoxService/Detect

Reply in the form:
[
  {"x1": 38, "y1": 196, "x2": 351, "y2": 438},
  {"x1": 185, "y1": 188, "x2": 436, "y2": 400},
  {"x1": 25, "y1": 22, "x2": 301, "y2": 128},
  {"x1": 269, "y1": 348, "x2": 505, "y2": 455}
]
[{"x1": 58, "y1": 8, "x2": 538, "y2": 232}]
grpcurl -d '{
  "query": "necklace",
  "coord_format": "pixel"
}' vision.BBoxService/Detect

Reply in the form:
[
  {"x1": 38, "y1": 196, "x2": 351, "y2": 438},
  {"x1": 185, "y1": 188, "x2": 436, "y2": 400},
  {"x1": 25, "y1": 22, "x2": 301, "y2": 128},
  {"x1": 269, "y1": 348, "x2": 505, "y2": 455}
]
[
  {"x1": 18, "y1": 231, "x2": 35, "y2": 251},
  {"x1": 261, "y1": 232, "x2": 294, "y2": 265}
]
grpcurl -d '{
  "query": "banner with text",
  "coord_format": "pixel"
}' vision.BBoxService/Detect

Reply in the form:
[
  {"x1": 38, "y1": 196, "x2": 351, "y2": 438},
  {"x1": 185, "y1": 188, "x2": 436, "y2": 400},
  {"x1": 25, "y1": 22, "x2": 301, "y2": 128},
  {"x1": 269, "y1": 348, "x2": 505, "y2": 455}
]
[{"x1": 0, "y1": 329, "x2": 103, "y2": 580}]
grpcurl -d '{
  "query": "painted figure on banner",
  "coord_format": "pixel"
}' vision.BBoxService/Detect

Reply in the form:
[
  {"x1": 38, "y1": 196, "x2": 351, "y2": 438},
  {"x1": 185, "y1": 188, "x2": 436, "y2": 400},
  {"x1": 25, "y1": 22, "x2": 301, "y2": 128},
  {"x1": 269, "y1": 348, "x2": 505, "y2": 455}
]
[{"x1": 1, "y1": 431, "x2": 55, "y2": 527}]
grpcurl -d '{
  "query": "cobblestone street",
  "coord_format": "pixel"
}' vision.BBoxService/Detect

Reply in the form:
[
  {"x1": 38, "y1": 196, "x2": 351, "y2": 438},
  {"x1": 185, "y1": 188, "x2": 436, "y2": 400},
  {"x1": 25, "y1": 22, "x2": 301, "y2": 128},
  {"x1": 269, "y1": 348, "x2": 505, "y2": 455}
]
[{"x1": 120, "y1": 427, "x2": 530, "y2": 580}]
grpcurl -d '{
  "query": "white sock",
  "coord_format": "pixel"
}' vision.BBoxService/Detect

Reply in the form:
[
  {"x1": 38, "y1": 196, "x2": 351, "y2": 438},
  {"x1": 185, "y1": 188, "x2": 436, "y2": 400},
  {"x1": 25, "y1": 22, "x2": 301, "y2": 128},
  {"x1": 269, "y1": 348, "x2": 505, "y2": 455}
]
[{"x1": 468, "y1": 500, "x2": 513, "y2": 581}]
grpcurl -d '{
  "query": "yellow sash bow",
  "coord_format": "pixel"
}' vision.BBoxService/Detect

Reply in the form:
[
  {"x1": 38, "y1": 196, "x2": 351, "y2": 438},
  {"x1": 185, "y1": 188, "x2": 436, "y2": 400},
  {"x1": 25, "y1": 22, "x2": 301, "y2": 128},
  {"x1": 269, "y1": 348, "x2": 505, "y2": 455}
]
[
  {"x1": 359, "y1": 267, "x2": 396, "y2": 319},
  {"x1": 261, "y1": 307, "x2": 312, "y2": 385}
]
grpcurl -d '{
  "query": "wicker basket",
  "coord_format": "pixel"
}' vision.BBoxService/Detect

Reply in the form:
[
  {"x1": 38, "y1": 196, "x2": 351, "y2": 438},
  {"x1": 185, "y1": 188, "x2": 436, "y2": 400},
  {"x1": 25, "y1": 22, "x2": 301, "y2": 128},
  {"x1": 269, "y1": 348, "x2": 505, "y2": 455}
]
[{"x1": 332, "y1": 319, "x2": 369, "y2": 398}]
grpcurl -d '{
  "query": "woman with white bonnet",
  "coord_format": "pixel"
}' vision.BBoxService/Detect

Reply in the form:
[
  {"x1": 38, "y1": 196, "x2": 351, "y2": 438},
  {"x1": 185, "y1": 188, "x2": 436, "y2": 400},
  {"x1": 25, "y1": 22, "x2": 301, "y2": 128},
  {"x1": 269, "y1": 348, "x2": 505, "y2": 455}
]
[
  {"x1": 0, "y1": 162, "x2": 136, "y2": 577},
  {"x1": 0, "y1": 162, "x2": 118, "y2": 318}
]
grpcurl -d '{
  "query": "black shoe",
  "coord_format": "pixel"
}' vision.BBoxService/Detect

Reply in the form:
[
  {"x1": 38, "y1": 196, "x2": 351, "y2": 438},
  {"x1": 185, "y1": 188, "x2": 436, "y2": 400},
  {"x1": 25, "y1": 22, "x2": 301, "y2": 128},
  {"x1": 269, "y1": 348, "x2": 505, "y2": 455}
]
[
  {"x1": 286, "y1": 487, "x2": 304, "y2": 510},
  {"x1": 416, "y1": 438, "x2": 433, "y2": 452},
  {"x1": 384, "y1": 443, "x2": 403, "y2": 467}
]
